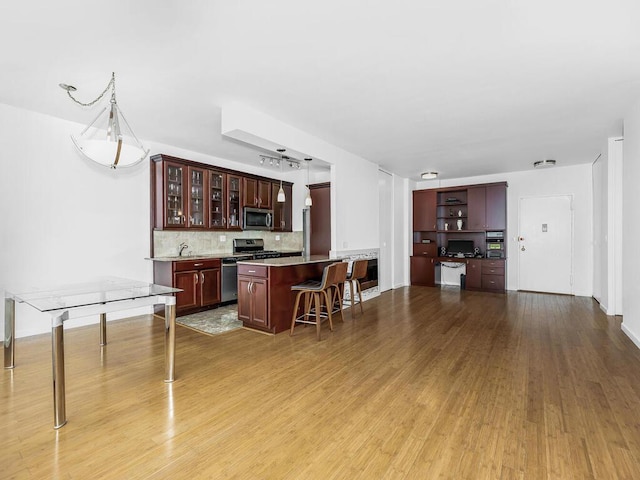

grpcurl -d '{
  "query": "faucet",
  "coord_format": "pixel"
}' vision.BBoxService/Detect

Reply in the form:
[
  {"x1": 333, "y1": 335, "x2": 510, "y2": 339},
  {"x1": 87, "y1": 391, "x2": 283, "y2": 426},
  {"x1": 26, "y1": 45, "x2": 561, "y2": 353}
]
[{"x1": 179, "y1": 242, "x2": 189, "y2": 256}]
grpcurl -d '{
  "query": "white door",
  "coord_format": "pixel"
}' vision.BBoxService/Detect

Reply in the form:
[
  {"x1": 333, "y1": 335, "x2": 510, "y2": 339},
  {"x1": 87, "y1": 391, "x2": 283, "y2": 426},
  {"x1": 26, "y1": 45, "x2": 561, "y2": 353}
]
[
  {"x1": 518, "y1": 195, "x2": 573, "y2": 294},
  {"x1": 378, "y1": 170, "x2": 393, "y2": 292}
]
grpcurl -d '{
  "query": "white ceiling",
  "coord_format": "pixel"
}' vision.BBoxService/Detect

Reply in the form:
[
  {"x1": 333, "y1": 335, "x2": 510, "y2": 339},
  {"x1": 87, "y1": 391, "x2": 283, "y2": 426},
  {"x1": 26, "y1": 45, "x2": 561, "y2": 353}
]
[{"x1": 2, "y1": 0, "x2": 639, "y2": 180}]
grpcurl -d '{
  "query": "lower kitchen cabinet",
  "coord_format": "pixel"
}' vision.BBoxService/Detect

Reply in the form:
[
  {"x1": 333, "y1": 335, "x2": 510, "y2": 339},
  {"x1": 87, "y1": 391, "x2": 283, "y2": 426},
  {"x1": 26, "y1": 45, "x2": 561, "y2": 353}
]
[
  {"x1": 237, "y1": 263, "x2": 269, "y2": 328},
  {"x1": 153, "y1": 258, "x2": 221, "y2": 315}
]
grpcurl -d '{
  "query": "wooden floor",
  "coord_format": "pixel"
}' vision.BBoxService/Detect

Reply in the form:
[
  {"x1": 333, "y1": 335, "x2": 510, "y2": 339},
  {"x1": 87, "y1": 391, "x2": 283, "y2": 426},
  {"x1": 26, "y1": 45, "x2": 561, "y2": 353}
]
[{"x1": 3, "y1": 287, "x2": 640, "y2": 479}]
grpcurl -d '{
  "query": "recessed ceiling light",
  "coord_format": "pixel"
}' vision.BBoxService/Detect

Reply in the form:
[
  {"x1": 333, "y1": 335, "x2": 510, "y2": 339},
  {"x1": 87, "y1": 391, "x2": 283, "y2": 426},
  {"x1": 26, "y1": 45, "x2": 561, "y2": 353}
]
[
  {"x1": 533, "y1": 159, "x2": 556, "y2": 168},
  {"x1": 421, "y1": 172, "x2": 438, "y2": 180}
]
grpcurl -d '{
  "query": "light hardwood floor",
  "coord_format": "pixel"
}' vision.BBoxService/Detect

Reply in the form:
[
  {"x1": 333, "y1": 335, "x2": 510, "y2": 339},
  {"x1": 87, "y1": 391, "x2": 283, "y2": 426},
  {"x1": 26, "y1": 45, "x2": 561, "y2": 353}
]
[{"x1": 3, "y1": 287, "x2": 640, "y2": 479}]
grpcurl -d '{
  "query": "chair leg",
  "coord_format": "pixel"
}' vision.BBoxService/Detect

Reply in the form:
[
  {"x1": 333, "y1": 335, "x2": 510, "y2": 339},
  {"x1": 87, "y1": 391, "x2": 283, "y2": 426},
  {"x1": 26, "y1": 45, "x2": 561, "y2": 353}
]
[
  {"x1": 333, "y1": 284, "x2": 344, "y2": 321},
  {"x1": 348, "y1": 280, "x2": 356, "y2": 318},
  {"x1": 356, "y1": 280, "x2": 364, "y2": 315},
  {"x1": 322, "y1": 289, "x2": 333, "y2": 332},
  {"x1": 290, "y1": 290, "x2": 304, "y2": 335},
  {"x1": 314, "y1": 292, "x2": 321, "y2": 341}
]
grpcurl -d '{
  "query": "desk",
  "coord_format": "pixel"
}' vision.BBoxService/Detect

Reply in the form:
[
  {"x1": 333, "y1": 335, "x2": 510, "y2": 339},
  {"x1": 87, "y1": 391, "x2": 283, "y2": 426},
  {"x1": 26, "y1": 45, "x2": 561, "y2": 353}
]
[{"x1": 4, "y1": 277, "x2": 180, "y2": 429}]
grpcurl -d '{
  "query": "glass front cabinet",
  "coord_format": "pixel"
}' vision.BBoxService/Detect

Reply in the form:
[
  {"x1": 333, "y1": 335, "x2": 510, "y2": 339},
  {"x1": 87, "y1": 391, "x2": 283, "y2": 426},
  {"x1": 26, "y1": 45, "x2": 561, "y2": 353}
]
[
  {"x1": 209, "y1": 171, "x2": 226, "y2": 229},
  {"x1": 164, "y1": 161, "x2": 186, "y2": 228},
  {"x1": 227, "y1": 174, "x2": 242, "y2": 230},
  {"x1": 188, "y1": 166, "x2": 207, "y2": 228}
]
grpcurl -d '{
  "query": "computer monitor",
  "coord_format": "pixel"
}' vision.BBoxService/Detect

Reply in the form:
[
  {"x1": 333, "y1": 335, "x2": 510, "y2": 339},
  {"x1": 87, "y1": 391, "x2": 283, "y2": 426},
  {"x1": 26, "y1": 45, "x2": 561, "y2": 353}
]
[{"x1": 447, "y1": 239, "x2": 474, "y2": 256}]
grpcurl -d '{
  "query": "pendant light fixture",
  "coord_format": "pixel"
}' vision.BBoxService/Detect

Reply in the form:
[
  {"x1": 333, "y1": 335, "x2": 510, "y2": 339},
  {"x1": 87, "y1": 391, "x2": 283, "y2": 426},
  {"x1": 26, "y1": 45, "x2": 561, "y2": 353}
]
[
  {"x1": 304, "y1": 158, "x2": 313, "y2": 207},
  {"x1": 276, "y1": 149, "x2": 286, "y2": 203},
  {"x1": 59, "y1": 72, "x2": 149, "y2": 169}
]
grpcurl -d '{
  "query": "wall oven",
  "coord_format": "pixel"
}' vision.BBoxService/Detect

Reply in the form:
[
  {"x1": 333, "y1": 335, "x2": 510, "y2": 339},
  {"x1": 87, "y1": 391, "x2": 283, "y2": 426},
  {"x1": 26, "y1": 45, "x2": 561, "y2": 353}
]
[{"x1": 243, "y1": 207, "x2": 273, "y2": 231}]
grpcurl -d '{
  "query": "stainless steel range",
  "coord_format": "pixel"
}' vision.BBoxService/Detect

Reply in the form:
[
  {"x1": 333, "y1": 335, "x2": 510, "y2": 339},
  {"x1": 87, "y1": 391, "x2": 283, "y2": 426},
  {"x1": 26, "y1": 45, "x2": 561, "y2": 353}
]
[{"x1": 220, "y1": 239, "x2": 282, "y2": 303}]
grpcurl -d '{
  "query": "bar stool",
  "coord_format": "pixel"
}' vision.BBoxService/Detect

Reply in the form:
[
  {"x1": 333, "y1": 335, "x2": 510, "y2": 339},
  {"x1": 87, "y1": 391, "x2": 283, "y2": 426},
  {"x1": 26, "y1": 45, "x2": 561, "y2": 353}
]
[
  {"x1": 345, "y1": 259, "x2": 368, "y2": 318},
  {"x1": 290, "y1": 263, "x2": 337, "y2": 340}
]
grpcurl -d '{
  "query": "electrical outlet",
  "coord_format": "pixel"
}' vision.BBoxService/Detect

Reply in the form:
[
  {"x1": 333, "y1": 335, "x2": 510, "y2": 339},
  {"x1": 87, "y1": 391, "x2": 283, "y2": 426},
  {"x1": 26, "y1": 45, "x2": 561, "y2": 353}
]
[
  {"x1": 275, "y1": 235, "x2": 280, "y2": 241},
  {"x1": 219, "y1": 235, "x2": 226, "y2": 242}
]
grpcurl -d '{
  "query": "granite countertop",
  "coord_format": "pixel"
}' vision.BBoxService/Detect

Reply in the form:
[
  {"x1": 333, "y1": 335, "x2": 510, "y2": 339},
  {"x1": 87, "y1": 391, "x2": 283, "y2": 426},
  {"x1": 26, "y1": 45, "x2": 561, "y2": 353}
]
[{"x1": 237, "y1": 255, "x2": 342, "y2": 267}]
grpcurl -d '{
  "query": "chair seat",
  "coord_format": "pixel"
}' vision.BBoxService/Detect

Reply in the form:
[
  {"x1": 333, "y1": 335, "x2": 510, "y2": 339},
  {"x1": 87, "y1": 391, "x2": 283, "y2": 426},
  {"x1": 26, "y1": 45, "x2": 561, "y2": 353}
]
[{"x1": 291, "y1": 280, "x2": 322, "y2": 291}]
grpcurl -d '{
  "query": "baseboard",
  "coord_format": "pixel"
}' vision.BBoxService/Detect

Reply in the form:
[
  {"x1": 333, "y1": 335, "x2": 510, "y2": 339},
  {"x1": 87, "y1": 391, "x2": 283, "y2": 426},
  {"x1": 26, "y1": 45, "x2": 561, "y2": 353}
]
[{"x1": 621, "y1": 323, "x2": 640, "y2": 351}]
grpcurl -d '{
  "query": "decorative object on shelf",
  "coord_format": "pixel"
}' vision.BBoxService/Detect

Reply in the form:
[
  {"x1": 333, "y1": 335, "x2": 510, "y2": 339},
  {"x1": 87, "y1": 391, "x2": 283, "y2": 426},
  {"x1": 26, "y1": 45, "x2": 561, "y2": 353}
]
[
  {"x1": 276, "y1": 149, "x2": 286, "y2": 203},
  {"x1": 59, "y1": 72, "x2": 149, "y2": 169},
  {"x1": 421, "y1": 171, "x2": 438, "y2": 180},
  {"x1": 533, "y1": 159, "x2": 556, "y2": 168},
  {"x1": 458, "y1": 209, "x2": 462, "y2": 217},
  {"x1": 449, "y1": 209, "x2": 454, "y2": 216},
  {"x1": 444, "y1": 222, "x2": 449, "y2": 230},
  {"x1": 457, "y1": 219, "x2": 463, "y2": 230},
  {"x1": 304, "y1": 158, "x2": 313, "y2": 207},
  {"x1": 445, "y1": 197, "x2": 459, "y2": 204}
]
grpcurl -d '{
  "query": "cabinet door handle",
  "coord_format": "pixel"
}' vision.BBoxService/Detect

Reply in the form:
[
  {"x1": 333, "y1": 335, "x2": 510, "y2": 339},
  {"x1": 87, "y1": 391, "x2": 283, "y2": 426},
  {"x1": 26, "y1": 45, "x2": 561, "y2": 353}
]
[
  {"x1": 247, "y1": 281, "x2": 253, "y2": 294},
  {"x1": 222, "y1": 217, "x2": 226, "y2": 225},
  {"x1": 194, "y1": 263, "x2": 203, "y2": 267},
  {"x1": 194, "y1": 273, "x2": 198, "y2": 284},
  {"x1": 201, "y1": 272, "x2": 205, "y2": 283}
]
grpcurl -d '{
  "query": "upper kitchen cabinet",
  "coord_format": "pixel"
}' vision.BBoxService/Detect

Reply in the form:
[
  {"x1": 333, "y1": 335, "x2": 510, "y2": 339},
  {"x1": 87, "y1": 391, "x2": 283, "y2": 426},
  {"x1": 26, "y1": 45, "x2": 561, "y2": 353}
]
[
  {"x1": 272, "y1": 182, "x2": 292, "y2": 232},
  {"x1": 413, "y1": 189, "x2": 437, "y2": 231},
  {"x1": 157, "y1": 160, "x2": 187, "y2": 228},
  {"x1": 209, "y1": 171, "x2": 226, "y2": 229},
  {"x1": 243, "y1": 178, "x2": 272, "y2": 209},
  {"x1": 226, "y1": 174, "x2": 242, "y2": 230},
  {"x1": 187, "y1": 166, "x2": 207, "y2": 228},
  {"x1": 152, "y1": 154, "x2": 292, "y2": 231}
]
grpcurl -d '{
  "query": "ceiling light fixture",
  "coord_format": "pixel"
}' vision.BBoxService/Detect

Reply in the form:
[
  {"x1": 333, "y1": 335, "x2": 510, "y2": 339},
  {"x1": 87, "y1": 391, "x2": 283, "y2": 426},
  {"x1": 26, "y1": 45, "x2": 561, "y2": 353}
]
[
  {"x1": 59, "y1": 72, "x2": 149, "y2": 169},
  {"x1": 304, "y1": 158, "x2": 313, "y2": 207},
  {"x1": 259, "y1": 154, "x2": 299, "y2": 169},
  {"x1": 533, "y1": 159, "x2": 557, "y2": 168},
  {"x1": 421, "y1": 172, "x2": 438, "y2": 180},
  {"x1": 277, "y1": 149, "x2": 286, "y2": 203}
]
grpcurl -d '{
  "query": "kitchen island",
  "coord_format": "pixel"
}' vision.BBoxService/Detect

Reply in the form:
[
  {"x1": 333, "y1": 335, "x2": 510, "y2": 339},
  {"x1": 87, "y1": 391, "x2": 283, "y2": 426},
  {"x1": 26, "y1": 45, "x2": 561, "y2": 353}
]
[{"x1": 237, "y1": 255, "x2": 339, "y2": 334}]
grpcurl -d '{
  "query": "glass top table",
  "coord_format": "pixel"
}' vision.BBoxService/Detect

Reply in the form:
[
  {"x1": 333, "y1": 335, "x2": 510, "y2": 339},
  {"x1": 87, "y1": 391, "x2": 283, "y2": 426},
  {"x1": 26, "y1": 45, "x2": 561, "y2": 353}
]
[{"x1": 4, "y1": 277, "x2": 181, "y2": 429}]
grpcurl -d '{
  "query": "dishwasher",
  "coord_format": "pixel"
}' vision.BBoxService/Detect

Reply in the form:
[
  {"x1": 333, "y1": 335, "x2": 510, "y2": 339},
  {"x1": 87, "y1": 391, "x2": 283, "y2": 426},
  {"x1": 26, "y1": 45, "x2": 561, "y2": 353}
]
[{"x1": 221, "y1": 256, "x2": 251, "y2": 303}]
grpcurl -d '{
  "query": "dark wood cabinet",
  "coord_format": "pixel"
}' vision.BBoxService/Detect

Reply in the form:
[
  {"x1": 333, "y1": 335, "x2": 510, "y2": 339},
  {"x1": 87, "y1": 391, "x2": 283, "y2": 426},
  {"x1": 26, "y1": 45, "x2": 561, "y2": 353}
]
[
  {"x1": 465, "y1": 259, "x2": 482, "y2": 289},
  {"x1": 485, "y1": 185, "x2": 507, "y2": 230},
  {"x1": 466, "y1": 187, "x2": 486, "y2": 230},
  {"x1": 151, "y1": 154, "x2": 292, "y2": 232},
  {"x1": 413, "y1": 190, "x2": 437, "y2": 231},
  {"x1": 153, "y1": 259, "x2": 221, "y2": 316},
  {"x1": 187, "y1": 166, "x2": 207, "y2": 228},
  {"x1": 243, "y1": 178, "x2": 272, "y2": 209},
  {"x1": 272, "y1": 182, "x2": 292, "y2": 232},
  {"x1": 238, "y1": 265, "x2": 269, "y2": 328},
  {"x1": 410, "y1": 256, "x2": 435, "y2": 286},
  {"x1": 412, "y1": 181, "x2": 507, "y2": 292},
  {"x1": 226, "y1": 174, "x2": 242, "y2": 230}
]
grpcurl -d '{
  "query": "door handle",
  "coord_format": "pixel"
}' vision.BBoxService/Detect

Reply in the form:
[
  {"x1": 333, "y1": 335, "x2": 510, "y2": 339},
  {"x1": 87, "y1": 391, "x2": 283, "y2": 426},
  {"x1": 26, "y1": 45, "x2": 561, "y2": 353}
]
[
  {"x1": 521, "y1": 246, "x2": 526, "y2": 251},
  {"x1": 194, "y1": 273, "x2": 198, "y2": 284},
  {"x1": 201, "y1": 272, "x2": 205, "y2": 283}
]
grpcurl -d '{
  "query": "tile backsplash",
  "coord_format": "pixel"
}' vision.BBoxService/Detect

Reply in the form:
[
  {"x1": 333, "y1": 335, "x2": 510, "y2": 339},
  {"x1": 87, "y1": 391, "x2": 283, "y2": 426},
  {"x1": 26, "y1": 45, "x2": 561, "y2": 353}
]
[{"x1": 153, "y1": 230, "x2": 303, "y2": 257}]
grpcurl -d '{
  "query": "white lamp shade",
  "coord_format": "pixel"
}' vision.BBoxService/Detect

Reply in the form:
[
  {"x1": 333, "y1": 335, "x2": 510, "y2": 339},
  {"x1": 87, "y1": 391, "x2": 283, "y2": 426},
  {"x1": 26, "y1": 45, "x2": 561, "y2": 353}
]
[
  {"x1": 277, "y1": 186, "x2": 286, "y2": 202},
  {"x1": 71, "y1": 135, "x2": 149, "y2": 168}
]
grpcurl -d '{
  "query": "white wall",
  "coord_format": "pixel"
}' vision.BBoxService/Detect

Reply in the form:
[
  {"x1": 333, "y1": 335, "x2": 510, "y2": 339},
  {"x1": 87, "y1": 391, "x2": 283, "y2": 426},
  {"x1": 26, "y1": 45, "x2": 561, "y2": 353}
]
[
  {"x1": 622, "y1": 99, "x2": 640, "y2": 348},
  {"x1": 393, "y1": 175, "x2": 410, "y2": 288},
  {"x1": 415, "y1": 164, "x2": 593, "y2": 296},
  {"x1": 0, "y1": 103, "x2": 307, "y2": 338}
]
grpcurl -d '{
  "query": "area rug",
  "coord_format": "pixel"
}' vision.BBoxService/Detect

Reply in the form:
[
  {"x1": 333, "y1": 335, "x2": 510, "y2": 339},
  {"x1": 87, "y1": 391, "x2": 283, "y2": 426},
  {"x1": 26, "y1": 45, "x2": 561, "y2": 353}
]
[{"x1": 177, "y1": 305, "x2": 243, "y2": 336}]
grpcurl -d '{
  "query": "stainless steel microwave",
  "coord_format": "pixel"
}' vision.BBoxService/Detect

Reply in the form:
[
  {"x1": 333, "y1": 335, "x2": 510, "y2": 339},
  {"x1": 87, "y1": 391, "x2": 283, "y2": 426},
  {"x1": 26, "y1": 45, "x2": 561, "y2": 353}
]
[{"x1": 243, "y1": 207, "x2": 273, "y2": 231}]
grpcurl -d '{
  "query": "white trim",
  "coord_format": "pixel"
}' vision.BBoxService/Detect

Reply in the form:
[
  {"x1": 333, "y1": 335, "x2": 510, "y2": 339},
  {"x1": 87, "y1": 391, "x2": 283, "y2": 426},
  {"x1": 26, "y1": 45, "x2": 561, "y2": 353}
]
[{"x1": 622, "y1": 322, "x2": 640, "y2": 350}]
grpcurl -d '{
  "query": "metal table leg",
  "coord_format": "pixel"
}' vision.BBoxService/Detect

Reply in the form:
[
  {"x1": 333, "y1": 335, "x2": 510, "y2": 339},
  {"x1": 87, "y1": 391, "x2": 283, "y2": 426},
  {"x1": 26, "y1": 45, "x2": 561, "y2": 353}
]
[
  {"x1": 99, "y1": 313, "x2": 107, "y2": 346},
  {"x1": 52, "y1": 312, "x2": 67, "y2": 429},
  {"x1": 4, "y1": 296, "x2": 15, "y2": 369},
  {"x1": 163, "y1": 297, "x2": 176, "y2": 383}
]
